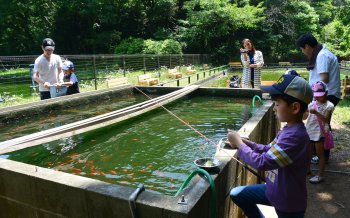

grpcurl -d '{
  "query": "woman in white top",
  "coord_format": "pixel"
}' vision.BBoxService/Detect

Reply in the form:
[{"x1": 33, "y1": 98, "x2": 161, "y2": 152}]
[{"x1": 240, "y1": 39, "x2": 264, "y2": 88}]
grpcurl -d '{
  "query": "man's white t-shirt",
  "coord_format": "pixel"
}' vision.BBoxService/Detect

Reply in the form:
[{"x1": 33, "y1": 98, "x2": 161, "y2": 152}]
[
  {"x1": 309, "y1": 45, "x2": 341, "y2": 99},
  {"x1": 33, "y1": 54, "x2": 63, "y2": 91}
]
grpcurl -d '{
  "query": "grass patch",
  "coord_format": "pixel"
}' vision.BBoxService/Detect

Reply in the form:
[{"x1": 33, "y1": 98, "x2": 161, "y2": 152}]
[{"x1": 333, "y1": 97, "x2": 350, "y2": 128}]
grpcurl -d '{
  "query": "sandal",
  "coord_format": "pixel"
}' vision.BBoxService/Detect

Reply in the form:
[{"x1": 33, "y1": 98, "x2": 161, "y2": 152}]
[
  {"x1": 311, "y1": 156, "x2": 319, "y2": 164},
  {"x1": 309, "y1": 175, "x2": 324, "y2": 184}
]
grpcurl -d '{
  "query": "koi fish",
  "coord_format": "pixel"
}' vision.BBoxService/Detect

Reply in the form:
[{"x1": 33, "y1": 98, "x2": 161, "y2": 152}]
[
  {"x1": 69, "y1": 167, "x2": 82, "y2": 172},
  {"x1": 109, "y1": 170, "x2": 118, "y2": 175}
]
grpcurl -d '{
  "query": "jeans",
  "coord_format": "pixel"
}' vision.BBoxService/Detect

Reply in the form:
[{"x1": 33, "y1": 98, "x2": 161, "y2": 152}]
[
  {"x1": 230, "y1": 184, "x2": 305, "y2": 218},
  {"x1": 40, "y1": 91, "x2": 51, "y2": 100}
]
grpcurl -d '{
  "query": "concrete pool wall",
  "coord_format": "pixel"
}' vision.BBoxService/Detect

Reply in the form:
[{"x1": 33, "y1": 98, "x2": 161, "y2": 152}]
[{"x1": 0, "y1": 85, "x2": 278, "y2": 218}]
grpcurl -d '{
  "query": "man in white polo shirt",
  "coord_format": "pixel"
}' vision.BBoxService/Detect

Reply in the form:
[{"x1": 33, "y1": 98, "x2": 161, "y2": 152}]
[
  {"x1": 33, "y1": 38, "x2": 63, "y2": 100},
  {"x1": 297, "y1": 33, "x2": 341, "y2": 163}
]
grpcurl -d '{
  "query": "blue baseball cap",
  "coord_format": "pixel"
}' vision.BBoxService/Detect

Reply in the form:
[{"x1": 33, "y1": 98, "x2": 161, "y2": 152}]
[
  {"x1": 62, "y1": 60, "x2": 74, "y2": 70},
  {"x1": 260, "y1": 74, "x2": 313, "y2": 104}
]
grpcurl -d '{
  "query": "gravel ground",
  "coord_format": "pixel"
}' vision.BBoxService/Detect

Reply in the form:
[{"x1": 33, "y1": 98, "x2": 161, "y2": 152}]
[{"x1": 305, "y1": 120, "x2": 350, "y2": 218}]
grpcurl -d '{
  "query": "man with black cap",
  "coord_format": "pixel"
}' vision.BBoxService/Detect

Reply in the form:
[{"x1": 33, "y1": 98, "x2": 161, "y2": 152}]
[{"x1": 33, "y1": 38, "x2": 63, "y2": 100}]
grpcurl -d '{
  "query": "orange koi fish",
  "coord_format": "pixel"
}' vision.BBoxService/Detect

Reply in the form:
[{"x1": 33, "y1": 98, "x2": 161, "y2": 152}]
[
  {"x1": 109, "y1": 170, "x2": 118, "y2": 175},
  {"x1": 69, "y1": 167, "x2": 82, "y2": 172}
]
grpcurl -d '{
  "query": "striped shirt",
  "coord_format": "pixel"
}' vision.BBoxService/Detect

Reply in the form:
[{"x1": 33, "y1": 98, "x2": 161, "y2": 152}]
[{"x1": 237, "y1": 123, "x2": 310, "y2": 212}]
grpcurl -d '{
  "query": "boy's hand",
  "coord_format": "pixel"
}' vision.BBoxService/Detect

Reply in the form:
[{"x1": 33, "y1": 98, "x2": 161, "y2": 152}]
[{"x1": 227, "y1": 130, "x2": 243, "y2": 149}]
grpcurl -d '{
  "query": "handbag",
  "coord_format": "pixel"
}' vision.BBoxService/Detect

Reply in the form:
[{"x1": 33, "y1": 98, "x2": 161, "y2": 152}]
[{"x1": 313, "y1": 102, "x2": 334, "y2": 149}]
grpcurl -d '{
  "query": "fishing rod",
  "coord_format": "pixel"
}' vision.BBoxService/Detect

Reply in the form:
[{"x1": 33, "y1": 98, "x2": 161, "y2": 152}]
[{"x1": 134, "y1": 86, "x2": 265, "y2": 182}]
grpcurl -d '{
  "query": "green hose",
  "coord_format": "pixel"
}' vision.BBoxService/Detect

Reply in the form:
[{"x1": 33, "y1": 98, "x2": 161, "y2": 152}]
[
  {"x1": 252, "y1": 95, "x2": 263, "y2": 108},
  {"x1": 175, "y1": 168, "x2": 217, "y2": 218}
]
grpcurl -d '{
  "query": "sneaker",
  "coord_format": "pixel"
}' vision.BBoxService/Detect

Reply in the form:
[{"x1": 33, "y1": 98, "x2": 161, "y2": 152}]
[
  {"x1": 311, "y1": 156, "x2": 319, "y2": 164},
  {"x1": 309, "y1": 176, "x2": 324, "y2": 184}
]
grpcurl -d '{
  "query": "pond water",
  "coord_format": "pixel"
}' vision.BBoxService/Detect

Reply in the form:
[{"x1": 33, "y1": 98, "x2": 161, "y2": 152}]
[
  {"x1": 0, "y1": 94, "x2": 151, "y2": 142},
  {"x1": 3, "y1": 96, "x2": 253, "y2": 195}
]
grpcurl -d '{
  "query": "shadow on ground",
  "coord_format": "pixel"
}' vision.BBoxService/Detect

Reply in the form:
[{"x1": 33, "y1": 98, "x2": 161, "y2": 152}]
[{"x1": 305, "y1": 125, "x2": 350, "y2": 218}]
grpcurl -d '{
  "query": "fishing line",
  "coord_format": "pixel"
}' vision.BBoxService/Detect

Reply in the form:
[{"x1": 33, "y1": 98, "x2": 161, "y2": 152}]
[{"x1": 134, "y1": 86, "x2": 264, "y2": 181}]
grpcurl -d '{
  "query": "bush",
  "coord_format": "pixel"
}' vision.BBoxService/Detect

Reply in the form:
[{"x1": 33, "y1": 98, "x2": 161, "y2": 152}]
[
  {"x1": 143, "y1": 40, "x2": 162, "y2": 54},
  {"x1": 115, "y1": 38, "x2": 182, "y2": 54},
  {"x1": 160, "y1": 39, "x2": 182, "y2": 54},
  {"x1": 114, "y1": 37, "x2": 144, "y2": 54}
]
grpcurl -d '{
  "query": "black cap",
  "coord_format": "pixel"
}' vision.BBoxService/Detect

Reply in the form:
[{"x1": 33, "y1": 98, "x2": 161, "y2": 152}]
[{"x1": 42, "y1": 38, "x2": 55, "y2": 49}]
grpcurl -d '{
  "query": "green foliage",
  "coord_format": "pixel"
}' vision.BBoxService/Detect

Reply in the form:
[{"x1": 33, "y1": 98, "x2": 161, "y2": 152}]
[
  {"x1": 1, "y1": 0, "x2": 350, "y2": 61},
  {"x1": 262, "y1": 0, "x2": 320, "y2": 61},
  {"x1": 178, "y1": 0, "x2": 264, "y2": 62},
  {"x1": 114, "y1": 37, "x2": 144, "y2": 54},
  {"x1": 309, "y1": 0, "x2": 334, "y2": 25},
  {"x1": 322, "y1": 20, "x2": 350, "y2": 57},
  {"x1": 321, "y1": 1, "x2": 350, "y2": 58},
  {"x1": 143, "y1": 40, "x2": 161, "y2": 54},
  {"x1": 159, "y1": 39, "x2": 182, "y2": 54},
  {"x1": 115, "y1": 38, "x2": 182, "y2": 54}
]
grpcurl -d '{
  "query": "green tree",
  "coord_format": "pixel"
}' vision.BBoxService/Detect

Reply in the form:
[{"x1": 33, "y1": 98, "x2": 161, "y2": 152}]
[
  {"x1": 178, "y1": 0, "x2": 264, "y2": 63},
  {"x1": 115, "y1": 37, "x2": 144, "y2": 54},
  {"x1": 308, "y1": 0, "x2": 334, "y2": 25},
  {"x1": 263, "y1": 0, "x2": 319, "y2": 61},
  {"x1": 321, "y1": 0, "x2": 350, "y2": 58},
  {"x1": 0, "y1": 0, "x2": 58, "y2": 55}
]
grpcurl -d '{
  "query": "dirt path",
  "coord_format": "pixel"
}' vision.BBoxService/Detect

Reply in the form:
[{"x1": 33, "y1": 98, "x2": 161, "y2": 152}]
[{"x1": 305, "y1": 122, "x2": 350, "y2": 218}]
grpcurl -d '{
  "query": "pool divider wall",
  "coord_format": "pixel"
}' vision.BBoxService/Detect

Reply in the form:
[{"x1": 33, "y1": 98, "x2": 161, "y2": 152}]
[
  {"x1": 0, "y1": 84, "x2": 134, "y2": 124},
  {"x1": 0, "y1": 87, "x2": 278, "y2": 217}
]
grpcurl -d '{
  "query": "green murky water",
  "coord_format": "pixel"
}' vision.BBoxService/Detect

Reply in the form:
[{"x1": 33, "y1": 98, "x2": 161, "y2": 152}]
[{"x1": 3, "y1": 96, "x2": 253, "y2": 195}]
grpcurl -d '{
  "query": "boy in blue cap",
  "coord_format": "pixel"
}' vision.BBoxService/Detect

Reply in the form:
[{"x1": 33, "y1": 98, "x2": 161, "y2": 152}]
[
  {"x1": 60, "y1": 60, "x2": 80, "y2": 95},
  {"x1": 227, "y1": 73, "x2": 313, "y2": 218}
]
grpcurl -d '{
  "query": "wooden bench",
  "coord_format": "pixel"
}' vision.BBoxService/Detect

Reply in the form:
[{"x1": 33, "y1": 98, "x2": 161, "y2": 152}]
[
  {"x1": 341, "y1": 77, "x2": 350, "y2": 98},
  {"x1": 168, "y1": 68, "x2": 182, "y2": 79},
  {"x1": 137, "y1": 74, "x2": 159, "y2": 86},
  {"x1": 279, "y1": 62, "x2": 292, "y2": 67},
  {"x1": 229, "y1": 62, "x2": 242, "y2": 68},
  {"x1": 186, "y1": 66, "x2": 196, "y2": 74},
  {"x1": 107, "y1": 77, "x2": 128, "y2": 88}
]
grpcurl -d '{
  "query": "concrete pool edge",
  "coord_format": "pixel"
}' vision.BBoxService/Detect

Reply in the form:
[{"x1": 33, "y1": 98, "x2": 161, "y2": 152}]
[{"x1": 0, "y1": 96, "x2": 278, "y2": 217}]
